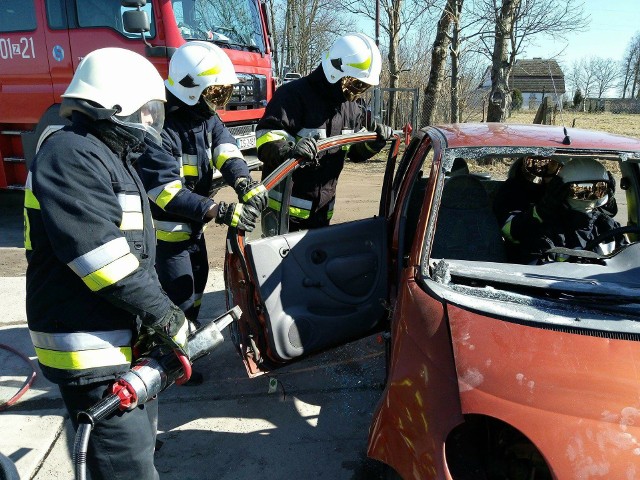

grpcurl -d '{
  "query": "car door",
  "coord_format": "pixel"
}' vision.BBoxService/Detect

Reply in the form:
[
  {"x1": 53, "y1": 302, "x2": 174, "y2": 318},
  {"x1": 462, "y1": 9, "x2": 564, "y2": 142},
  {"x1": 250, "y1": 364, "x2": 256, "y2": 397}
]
[{"x1": 226, "y1": 132, "x2": 403, "y2": 376}]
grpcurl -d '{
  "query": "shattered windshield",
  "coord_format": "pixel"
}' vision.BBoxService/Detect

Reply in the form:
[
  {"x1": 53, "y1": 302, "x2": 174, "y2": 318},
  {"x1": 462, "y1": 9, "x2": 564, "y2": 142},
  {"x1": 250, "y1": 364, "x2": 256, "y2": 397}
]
[
  {"x1": 416, "y1": 148, "x2": 640, "y2": 306},
  {"x1": 171, "y1": 0, "x2": 265, "y2": 52}
]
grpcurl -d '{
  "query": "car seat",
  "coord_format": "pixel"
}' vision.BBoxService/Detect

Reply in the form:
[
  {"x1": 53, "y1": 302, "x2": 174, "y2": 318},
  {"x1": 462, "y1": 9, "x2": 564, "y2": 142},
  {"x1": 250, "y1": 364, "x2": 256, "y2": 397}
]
[{"x1": 431, "y1": 174, "x2": 507, "y2": 262}]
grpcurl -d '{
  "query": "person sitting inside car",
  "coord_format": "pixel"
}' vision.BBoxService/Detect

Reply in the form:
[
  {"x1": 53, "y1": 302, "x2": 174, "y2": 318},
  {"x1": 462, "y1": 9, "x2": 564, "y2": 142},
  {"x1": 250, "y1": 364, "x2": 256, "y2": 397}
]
[
  {"x1": 494, "y1": 156, "x2": 562, "y2": 226},
  {"x1": 502, "y1": 158, "x2": 625, "y2": 264},
  {"x1": 494, "y1": 156, "x2": 563, "y2": 260}
]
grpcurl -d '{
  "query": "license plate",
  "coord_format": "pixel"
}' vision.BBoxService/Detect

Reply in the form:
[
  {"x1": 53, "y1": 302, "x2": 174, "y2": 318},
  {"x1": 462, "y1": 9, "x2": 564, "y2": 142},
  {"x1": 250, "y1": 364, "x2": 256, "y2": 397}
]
[{"x1": 237, "y1": 135, "x2": 256, "y2": 150}]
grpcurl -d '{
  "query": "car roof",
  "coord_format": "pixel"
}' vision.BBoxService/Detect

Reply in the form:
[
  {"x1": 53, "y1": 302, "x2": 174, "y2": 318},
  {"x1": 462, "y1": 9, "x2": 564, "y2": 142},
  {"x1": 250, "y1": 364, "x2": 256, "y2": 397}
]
[{"x1": 428, "y1": 123, "x2": 640, "y2": 153}]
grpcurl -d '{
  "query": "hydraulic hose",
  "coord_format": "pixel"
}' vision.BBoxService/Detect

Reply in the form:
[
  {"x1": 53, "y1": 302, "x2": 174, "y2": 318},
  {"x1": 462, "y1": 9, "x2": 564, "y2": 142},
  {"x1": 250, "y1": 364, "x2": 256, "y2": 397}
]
[
  {"x1": 73, "y1": 423, "x2": 92, "y2": 480},
  {"x1": 72, "y1": 306, "x2": 240, "y2": 480},
  {"x1": 0, "y1": 343, "x2": 37, "y2": 411}
]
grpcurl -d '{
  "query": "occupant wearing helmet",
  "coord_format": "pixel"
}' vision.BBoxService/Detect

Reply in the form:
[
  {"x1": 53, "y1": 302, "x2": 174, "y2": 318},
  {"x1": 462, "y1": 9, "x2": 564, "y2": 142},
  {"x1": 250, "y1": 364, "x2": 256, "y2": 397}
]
[
  {"x1": 256, "y1": 33, "x2": 394, "y2": 231},
  {"x1": 24, "y1": 48, "x2": 187, "y2": 479},
  {"x1": 494, "y1": 156, "x2": 563, "y2": 261},
  {"x1": 503, "y1": 158, "x2": 625, "y2": 263},
  {"x1": 136, "y1": 42, "x2": 266, "y2": 364},
  {"x1": 494, "y1": 156, "x2": 562, "y2": 225}
]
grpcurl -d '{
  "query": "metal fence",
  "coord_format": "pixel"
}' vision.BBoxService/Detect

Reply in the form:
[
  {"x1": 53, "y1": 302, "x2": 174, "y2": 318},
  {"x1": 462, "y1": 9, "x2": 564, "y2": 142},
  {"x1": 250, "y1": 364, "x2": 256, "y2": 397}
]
[
  {"x1": 366, "y1": 86, "x2": 489, "y2": 130},
  {"x1": 367, "y1": 87, "x2": 419, "y2": 130}
]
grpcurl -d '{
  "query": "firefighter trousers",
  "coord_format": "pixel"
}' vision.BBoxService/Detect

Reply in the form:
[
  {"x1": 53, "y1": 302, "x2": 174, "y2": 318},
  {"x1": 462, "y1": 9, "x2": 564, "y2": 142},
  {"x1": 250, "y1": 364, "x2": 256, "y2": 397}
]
[
  {"x1": 59, "y1": 381, "x2": 159, "y2": 480},
  {"x1": 155, "y1": 234, "x2": 209, "y2": 322}
]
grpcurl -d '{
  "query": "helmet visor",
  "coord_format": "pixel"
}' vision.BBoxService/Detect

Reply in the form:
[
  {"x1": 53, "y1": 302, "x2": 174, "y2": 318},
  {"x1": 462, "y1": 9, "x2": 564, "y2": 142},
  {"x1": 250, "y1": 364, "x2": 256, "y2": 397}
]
[
  {"x1": 341, "y1": 76, "x2": 371, "y2": 101},
  {"x1": 567, "y1": 181, "x2": 608, "y2": 201},
  {"x1": 523, "y1": 157, "x2": 561, "y2": 178},
  {"x1": 113, "y1": 99, "x2": 165, "y2": 144},
  {"x1": 202, "y1": 84, "x2": 233, "y2": 112}
]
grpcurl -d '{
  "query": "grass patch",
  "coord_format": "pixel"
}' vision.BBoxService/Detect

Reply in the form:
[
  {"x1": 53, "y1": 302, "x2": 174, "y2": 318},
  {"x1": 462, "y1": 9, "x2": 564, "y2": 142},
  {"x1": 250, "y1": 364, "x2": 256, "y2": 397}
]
[{"x1": 507, "y1": 111, "x2": 640, "y2": 138}]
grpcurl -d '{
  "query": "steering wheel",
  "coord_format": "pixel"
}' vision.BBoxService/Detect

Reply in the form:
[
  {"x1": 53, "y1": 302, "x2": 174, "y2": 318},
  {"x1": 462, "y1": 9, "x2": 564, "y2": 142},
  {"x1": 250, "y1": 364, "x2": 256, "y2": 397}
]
[{"x1": 584, "y1": 225, "x2": 640, "y2": 251}]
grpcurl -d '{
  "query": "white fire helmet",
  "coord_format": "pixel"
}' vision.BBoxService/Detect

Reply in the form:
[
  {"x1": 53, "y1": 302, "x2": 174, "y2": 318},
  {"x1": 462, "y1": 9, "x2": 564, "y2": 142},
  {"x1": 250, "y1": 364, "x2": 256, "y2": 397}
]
[
  {"x1": 321, "y1": 33, "x2": 382, "y2": 86},
  {"x1": 558, "y1": 158, "x2": 610, "y2": 213},
  {"x1": 62, "y1": 47, "x2": 166, "y2": 142},
  {"x1": 166, "y1": 41, "x2": 239, "y2": 108}
]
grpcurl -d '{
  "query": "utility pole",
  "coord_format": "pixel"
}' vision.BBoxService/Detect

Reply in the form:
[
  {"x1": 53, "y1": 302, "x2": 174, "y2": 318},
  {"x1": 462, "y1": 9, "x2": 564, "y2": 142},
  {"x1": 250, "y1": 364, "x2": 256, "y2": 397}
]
[{"x1": 372, "y1": 0, "x2": 382, "y2": 124}]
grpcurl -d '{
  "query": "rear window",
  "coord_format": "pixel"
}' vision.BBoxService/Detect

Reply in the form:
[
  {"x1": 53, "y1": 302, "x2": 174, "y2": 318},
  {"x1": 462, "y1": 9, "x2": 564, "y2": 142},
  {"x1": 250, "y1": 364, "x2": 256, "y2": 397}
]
[{"x1": 0, "y1": 0, "x2": 37, "y2": 32}]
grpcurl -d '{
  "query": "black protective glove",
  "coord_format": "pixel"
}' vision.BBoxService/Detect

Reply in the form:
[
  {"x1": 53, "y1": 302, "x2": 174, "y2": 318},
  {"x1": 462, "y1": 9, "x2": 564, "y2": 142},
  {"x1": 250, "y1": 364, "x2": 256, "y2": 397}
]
[
  {"x1": 371, "y1": 122, "x2": 394, "y2": 142},
  {"x1": 533, "y1": 176, "x2": 566, "y2": 222},
  {"x1": 150, "y1": 304, "x2": 189, "y2": 357},
  {"x1": 291, "y1": 137, "x2": 318, "y2": 167},
  {"x1": 234, "y1": 177, "x2": 268, "y2": 212},
  {"x1": 215, "y1": 201, "x2": 259, "y2": 231}
]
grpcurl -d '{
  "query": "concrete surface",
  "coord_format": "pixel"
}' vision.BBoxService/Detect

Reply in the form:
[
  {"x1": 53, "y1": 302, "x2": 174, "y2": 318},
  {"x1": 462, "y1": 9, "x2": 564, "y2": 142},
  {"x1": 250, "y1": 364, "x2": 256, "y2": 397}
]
[{"x1": 0, "y1": 270, "x2": 387, "y2": 480}]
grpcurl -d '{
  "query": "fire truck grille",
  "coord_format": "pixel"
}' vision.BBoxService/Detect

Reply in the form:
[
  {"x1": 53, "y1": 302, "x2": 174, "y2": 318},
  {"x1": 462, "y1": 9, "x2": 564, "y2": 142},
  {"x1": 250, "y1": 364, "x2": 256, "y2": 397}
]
[
  {"x1": 227, "y1": 125, "x2": 255, "y2": 137},
  {"x1": 225, "y1": 73, "x2": 267, "y2": 111}
]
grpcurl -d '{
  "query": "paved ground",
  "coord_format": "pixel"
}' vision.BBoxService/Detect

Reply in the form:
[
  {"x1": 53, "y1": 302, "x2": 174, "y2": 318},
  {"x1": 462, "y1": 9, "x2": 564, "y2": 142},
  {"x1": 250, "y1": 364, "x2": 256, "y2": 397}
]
[{"x1": 0, "y1": 167, "x2": 389, "y2": 480}]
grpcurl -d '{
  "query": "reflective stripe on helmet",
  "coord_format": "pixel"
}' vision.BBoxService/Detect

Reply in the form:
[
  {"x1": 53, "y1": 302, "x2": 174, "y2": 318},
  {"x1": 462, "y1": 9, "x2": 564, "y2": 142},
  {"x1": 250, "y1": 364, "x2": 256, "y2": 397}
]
[
  {"x1": 321, "y1": 33, "x2": 382, "y2": 85},
  {"x1": 165, "y1": 42, "x2": 239, "y2": 106}
]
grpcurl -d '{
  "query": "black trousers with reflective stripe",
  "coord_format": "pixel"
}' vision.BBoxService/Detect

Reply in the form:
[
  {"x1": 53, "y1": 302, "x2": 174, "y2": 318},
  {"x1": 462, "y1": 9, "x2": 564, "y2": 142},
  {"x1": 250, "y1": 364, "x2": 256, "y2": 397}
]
[
  {"x1": 289, "y1": 203, "x2": 333, "y2": 232},
  {"x1": 59, "y1": 381, "x2": 159, "y2": 480},
  {"x1": 155, "y1": 234, "x2": 209, "y2": 322}
]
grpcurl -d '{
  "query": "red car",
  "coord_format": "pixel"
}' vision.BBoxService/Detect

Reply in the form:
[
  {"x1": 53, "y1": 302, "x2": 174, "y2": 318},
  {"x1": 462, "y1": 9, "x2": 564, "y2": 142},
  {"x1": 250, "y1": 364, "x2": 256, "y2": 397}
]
[{"x1": 225, "y1": 123, "x2": 640, "y2": 479}]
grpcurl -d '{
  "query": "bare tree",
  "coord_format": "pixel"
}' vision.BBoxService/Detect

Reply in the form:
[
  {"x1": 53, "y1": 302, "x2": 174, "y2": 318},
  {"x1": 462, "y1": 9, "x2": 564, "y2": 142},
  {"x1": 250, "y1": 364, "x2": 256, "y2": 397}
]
[
  {"x1": 422, "y1": 0, "x2": 457, "y2": 126},
  {"x1": 567, "y1": 58, "x2": 597, "y2": 110},
  {"x1": 276, "y1": 0, "x2": 354, "y2": 76},
  {"x1": 449, "y1": 0, "x2": 464, "y2": 123},
  {"x1": 620, "y1": 32, "x2": 640, "y2": 98},
  {"x1": 470, "y1": 0, "x2": 588, "y2": 122},
  {"x1": 265, "y1": 0, "x2": 281, "y2": 76},
  {"x1": 592, "y1": 58, "x2": 620, "y2": 99}
]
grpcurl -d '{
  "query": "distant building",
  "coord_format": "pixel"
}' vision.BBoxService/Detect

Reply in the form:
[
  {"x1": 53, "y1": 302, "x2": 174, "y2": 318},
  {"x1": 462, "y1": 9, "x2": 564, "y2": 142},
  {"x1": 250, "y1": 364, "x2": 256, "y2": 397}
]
[{"x1": 479, "y1": 58, "x2": 566, "y2": 110}]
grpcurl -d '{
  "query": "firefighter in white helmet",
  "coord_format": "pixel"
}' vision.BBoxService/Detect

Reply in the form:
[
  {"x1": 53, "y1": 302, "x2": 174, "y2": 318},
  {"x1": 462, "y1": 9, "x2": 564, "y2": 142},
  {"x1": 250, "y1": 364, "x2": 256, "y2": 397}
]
[
  {"x1": 136, "y1": 42, "x2": 266, "y2": 385},
  {"x1": 256, "y1": 33, "x2": 393, "y2": 231},
  {"x1": 503, "y1": 158, "x2": 626, "y2": 263},
  {"x1": 25, "y1": 47, "x2": 188, "y2": 479}
]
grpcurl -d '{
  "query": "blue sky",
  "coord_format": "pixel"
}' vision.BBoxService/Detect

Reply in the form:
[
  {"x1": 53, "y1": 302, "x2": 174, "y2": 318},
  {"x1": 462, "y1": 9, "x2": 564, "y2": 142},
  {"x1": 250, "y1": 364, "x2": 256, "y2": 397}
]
[{"x1": 524, "y1": 0, "x2": 638, "y2": 67}]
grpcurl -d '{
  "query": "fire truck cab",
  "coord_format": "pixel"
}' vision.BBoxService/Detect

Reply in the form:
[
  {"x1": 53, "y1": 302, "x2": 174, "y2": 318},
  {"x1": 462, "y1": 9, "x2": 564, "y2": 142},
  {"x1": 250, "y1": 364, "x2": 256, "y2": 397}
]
[{"x1": 0, "y1": 0, "x2": 273, "y2": 190}]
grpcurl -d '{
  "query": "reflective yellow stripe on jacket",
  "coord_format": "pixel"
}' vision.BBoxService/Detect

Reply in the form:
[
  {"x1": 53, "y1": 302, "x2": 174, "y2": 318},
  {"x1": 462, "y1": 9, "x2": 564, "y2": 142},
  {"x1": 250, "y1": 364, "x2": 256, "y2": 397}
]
[
  {"x1": 213, "y1": 142, "x2": 243, "y2": 170},
  {"x1": 117, "y1": 193, "x2": 143, "y2": 231},
  {"x1": 30, "y1": 329, "x2": 132, "y2": 370},
  {"x1": 267, "y1": 190, "x2": 313, "y2": 220},
  {"x1": 181, "y1": 153, "x2": 199, "y2": 177},
  {"x1": 155, "y1": 220, "x2": 192, "y2": 242},
  {"x1": 24, "y1": 172, "x2": 40, "y2": 250},
  {"x1": 67, "y1": 237, "x2": 139, "y2": 292},
  {"x1": 148, "y1": 180, "x2": 183, "y2": 210},
  {"x1": 256, "y1": 129, "x2": 295, "y2": 150}
]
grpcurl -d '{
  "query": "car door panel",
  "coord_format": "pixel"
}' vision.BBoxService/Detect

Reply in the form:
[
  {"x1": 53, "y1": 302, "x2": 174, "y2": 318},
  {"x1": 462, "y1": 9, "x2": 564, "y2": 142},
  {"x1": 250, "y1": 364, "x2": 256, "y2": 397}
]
[{"x1": 245, "y1": 216, "x2": 388, "y2": 362}]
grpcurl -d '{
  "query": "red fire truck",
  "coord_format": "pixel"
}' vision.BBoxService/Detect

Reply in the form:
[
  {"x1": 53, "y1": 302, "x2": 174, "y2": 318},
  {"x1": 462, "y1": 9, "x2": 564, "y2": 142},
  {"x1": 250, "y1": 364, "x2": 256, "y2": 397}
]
[{"x1": 0, "y1": 0, "x2": 274, "y2": 190}]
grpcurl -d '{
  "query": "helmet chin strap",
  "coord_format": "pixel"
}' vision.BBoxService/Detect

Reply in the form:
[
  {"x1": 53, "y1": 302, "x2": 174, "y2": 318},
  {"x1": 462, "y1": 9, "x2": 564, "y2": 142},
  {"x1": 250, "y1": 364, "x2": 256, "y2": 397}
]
[{"x1": 60, "y1": 98, "x2": 118, "y2": 121}]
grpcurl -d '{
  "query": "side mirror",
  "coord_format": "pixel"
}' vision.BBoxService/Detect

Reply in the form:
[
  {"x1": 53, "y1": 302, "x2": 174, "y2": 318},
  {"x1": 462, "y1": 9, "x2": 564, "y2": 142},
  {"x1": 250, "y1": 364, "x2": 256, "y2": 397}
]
[{"x1": 123, "y1": 10, "x2": 150, "y2": 34}]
